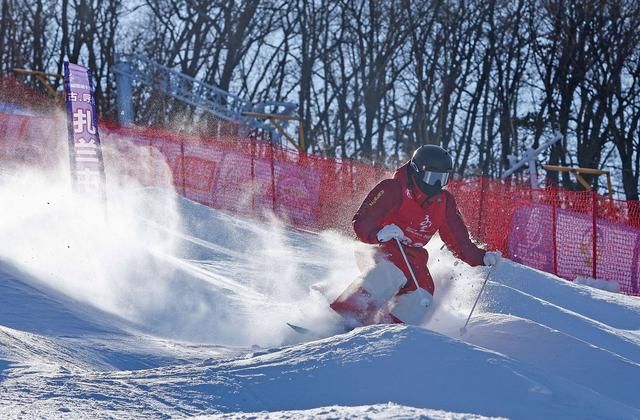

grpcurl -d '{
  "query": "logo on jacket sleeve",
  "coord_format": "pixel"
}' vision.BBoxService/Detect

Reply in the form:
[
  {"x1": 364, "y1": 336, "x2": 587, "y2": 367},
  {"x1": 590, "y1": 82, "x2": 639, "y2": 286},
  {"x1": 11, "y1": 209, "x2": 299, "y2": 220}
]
[{"x1": 368, "y1": 190, "x2": 384, "y2": 207}]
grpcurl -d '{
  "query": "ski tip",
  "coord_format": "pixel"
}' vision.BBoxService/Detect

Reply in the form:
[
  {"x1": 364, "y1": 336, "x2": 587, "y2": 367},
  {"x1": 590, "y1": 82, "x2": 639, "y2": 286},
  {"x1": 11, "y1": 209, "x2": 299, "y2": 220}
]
[{"x1": 286, "y1": 322, "x2": 312, "y2": 335}]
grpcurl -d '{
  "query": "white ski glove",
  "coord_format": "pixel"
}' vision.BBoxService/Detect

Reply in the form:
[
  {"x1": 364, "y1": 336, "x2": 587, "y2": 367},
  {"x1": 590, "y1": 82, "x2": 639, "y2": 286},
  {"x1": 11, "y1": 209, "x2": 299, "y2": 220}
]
[
  {"x1": 483, "y1": 251, "x2": 502, "y2": 267},
  {"x1": 376, "y1": 224, "x2": 407, "y2": 243}
]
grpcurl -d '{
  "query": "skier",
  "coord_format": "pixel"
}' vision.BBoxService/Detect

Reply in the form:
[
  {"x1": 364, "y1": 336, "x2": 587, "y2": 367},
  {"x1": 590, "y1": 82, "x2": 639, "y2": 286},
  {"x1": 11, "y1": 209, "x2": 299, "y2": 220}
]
[{"x1": 330, "y1": 145, "x2": 501, "y2": 327}]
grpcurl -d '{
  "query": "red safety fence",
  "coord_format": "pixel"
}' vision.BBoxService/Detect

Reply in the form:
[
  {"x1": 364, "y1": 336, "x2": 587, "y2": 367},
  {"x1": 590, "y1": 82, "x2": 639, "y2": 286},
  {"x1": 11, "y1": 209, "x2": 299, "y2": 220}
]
[
  {"x1": 101, "y1": 122, "x2": 385, "y2": 234},
  {"x1": 448, "y1": 179, "x2": 640, "y2": 294},
  {"x1": 0, "y1": 76, "x2": 59, "y2": 113},
  {"x1": 0, "y1": 112, "x2": 65, "y2": 175},
  {"x1": 1, "y1": 104, "x2": 639, "y2": 295}
]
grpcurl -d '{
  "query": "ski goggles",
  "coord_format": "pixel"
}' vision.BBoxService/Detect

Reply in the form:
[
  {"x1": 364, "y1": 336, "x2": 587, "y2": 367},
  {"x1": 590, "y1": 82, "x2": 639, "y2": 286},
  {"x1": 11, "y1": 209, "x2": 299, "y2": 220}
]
[{"x1": 420, "y1": 170, "x2": 450, "y2": 186}]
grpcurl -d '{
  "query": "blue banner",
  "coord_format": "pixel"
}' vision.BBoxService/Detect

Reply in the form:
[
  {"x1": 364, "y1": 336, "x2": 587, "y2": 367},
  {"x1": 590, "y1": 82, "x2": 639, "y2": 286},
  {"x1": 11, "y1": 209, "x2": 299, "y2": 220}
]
[{"x1": 63, "y1": 62, "x2": 106, "y2": 203}]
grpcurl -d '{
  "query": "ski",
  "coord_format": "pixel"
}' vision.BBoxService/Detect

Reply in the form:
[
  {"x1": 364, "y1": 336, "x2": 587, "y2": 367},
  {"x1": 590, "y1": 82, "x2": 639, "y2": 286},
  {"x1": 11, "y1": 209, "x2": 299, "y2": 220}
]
[
  {"x1": 286, "y1": 322, "x2": 317, "y2": 336},
  {"x1": 286, "y1": 321, "x2": 355, "y2": 338}
]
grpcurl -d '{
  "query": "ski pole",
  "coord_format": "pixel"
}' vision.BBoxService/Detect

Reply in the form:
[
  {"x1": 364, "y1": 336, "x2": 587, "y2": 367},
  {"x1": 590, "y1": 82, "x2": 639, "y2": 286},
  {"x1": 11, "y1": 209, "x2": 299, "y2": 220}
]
[
  {"x1": 460, "y1": 267, "x2": 493, "y2": 335},
  {"x1": 394, "y1": 238, "x2": 420, "y2": 289}
]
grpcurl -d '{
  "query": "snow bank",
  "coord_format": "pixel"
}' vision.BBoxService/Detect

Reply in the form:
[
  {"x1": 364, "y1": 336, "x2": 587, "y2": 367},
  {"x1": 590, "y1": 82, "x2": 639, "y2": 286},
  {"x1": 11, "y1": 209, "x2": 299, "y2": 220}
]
[
  {"x1": 574, "y1": 276, "x2": 621, "y2": 293},
  {"x1": 2, "y1": 324, "x2": 638, "y2": 418},
  {"x1": 202, "y1": 404, "x2": 502, "y2": 420},
  {"x1": 2, "y1": 171, "x2": 640, "y2": 418}
]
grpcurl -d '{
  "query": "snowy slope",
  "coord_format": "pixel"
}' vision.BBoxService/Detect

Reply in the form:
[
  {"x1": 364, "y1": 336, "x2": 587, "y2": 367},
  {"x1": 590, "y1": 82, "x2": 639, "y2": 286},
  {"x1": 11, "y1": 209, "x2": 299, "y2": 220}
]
[{"x1": 1, "y1": 164, "x2": 640, "y2": 419}]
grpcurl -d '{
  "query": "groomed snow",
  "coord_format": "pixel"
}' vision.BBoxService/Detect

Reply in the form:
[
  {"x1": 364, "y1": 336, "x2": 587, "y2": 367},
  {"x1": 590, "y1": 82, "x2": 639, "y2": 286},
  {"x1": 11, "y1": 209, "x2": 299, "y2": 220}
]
[{"x1": 1, "y1": 163, "x2": 640, "y2": 419}]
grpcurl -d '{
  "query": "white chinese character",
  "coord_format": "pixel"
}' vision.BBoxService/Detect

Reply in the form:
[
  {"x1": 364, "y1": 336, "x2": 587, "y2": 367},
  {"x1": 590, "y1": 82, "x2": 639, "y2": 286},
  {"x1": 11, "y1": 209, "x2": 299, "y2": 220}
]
[
  {"x1": 75, "y1": 137, "x2": 97, "y2": 148},
  {"x1": 82, "y1": 93, "x2": 92, "y2": 103},
  {"x1": 72, "y1": 109, "x2": 96, "y2": 134},
  {"x1": 76, "y1": 156, "x2": 99, "y2": 163},
  {"x1": 67, "y1": 92, "x2": 78, "y2": 102},
  {"x1": 76, "y1": 167, "x2": 101, "y2": 192},
  {"x1": 75, "y1": 137, "x2": 99, "y2": 161}
]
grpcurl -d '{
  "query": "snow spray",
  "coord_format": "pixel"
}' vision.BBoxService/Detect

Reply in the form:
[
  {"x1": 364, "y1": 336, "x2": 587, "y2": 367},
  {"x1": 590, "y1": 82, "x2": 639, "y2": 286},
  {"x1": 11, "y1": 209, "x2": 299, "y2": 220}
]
[{"x1": 0, "y1": 123, "x2": 182, "y2": 329}]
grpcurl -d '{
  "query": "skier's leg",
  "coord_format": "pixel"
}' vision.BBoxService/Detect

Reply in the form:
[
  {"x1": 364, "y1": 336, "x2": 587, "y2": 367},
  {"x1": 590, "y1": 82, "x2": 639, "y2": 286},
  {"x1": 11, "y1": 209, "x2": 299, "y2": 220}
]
[
  {"x1": 383, "y1": 245, "x2": 435, "y2": 294},
  {"x1": 330, "y1": 248, "x2": 406, "y2": 326},
  {"x1": 385, "y1": 246, "x2": 435, "y2": 325}
]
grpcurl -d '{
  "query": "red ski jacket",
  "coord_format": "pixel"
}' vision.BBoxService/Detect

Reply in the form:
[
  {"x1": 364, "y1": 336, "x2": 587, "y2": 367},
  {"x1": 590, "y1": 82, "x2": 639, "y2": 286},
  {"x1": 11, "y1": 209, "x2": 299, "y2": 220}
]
[{"x1": 353, "y1": 162, "x2": 485, "y2": 267}]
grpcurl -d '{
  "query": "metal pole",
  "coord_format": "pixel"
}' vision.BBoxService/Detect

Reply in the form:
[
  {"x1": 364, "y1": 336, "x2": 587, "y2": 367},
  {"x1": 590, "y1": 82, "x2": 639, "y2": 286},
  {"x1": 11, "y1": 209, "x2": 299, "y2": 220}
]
[
  {"x1": 250, "y1": 135, "x2": 256, "y2": 214},
  {"x1": 270, "y1": 139, "x2": 276, "y2": 213},
  {"x1": 478, "y1": 176, "x2": 486, "y2": 239},
  {"x1": 180, "y1": 138, "x2": 186, "y2": 197},
  {"x1": 592, "y1": 190, "x2": 597, "y2": 279},
  {"x1": 527, "y1": 148, "x2": 538, "y2": 189},
  {"x1": 394, "y1": 238, "x2": 420, "y2": 289},
  {"x1": 349, "y1": 158, "x2": 355, "y2": 201},
  {"x1": 460, "y1": 268, "x2": 493, "y2": 335},
  {"x1": 552, "y1": 186, "x2": 558, "y2": 275},
  {"x1": 113, "y1": 61, "x2": 134, "y2": 127}
]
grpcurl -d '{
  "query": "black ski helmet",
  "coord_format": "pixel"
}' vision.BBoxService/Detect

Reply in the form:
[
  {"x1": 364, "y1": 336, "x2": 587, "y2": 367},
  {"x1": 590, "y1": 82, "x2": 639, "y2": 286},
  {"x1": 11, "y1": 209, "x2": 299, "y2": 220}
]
[
  {"x1": 409, "y1": 145, "x2": 453, "y2": 195},
  {"x1": 410, "y1": 145, "x2": 453, "y2": 173}
]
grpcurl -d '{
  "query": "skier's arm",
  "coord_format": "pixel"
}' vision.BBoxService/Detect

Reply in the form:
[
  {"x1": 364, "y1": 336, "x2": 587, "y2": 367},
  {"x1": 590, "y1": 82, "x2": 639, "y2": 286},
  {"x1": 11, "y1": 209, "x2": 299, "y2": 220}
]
[
  {"x1": 438, "y1": 190, "x2": 485, "y2": 266},
  {"x1": 352, "y1": 179, "x2": 402, "y2": 244}
]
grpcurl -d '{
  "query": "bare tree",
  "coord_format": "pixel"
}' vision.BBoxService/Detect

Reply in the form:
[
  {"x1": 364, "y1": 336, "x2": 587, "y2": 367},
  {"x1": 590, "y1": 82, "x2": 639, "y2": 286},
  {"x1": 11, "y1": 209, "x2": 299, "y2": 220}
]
[
  {"x1": 1, "y1": 0, "x2": 639, "y2": 199},
  {"x1": 595, "y1": 1, "x2": 640, "y2": 200}
]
